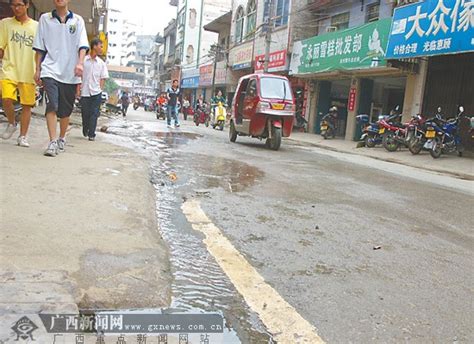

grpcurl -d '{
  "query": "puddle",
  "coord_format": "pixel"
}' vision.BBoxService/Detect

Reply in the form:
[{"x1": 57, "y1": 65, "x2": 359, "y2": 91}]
[
  {"x1": 181, "y1": 154, "x2": 264, "y2": 193},
  {"x1": 103, "y1": 119, "x2": 273, "y2": 343}
]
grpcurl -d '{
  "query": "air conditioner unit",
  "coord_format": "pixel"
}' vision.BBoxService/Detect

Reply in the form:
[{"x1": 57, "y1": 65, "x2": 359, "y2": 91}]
[{"x1": 326, "y1": 26, "x2": 337, "y2": 32}]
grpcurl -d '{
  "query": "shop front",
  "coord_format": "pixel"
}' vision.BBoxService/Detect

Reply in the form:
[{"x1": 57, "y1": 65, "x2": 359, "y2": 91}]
[
  {"x1": 291, "y1": 18, "x2": 407, "y2": 140},
  {"x1": 228, "y1": 41, "x2": 254, "y2": 95},
  {"x1": 386, "y1": 0, "x2": 474, "y2": 118},
  {"x1": 198, "y1": 61, "x2": 230, "y2": 102},
  {"x1": 181, "y1": 68, "x2": 200, "y2": 106}
]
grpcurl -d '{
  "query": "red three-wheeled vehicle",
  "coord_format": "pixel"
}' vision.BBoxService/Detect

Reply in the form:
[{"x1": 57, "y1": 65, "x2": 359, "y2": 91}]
[{"x1": 229, "y1": 74, "x2": 295, "y2": 150}]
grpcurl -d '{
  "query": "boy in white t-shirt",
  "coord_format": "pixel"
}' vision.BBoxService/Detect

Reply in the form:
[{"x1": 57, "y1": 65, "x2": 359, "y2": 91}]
[{"x1": 33, "y1": 0, "x2": 89, "y2": 157}]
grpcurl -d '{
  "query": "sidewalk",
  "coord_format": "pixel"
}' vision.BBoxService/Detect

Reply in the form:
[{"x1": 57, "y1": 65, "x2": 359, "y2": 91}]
[
  {"x1": 287, "y1": 132, "x2": 474, "y2": 180},
  {"x1": 0, "y1": 117, "x2": 171, "y2": 337}
]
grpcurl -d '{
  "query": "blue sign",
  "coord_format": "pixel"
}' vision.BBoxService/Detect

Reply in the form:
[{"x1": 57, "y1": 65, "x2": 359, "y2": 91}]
[
  {"x1": 386, "y1": 0, "x2": 474, "y2": 59},
  {"x1": 181, "y1": 76, "x2": 199, "y2": 89}
]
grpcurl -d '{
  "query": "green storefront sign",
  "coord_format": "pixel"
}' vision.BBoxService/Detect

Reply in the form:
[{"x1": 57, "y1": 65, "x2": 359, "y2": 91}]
[{"x1": 290, "y1": 18, "x2": 392, "y2": 75}]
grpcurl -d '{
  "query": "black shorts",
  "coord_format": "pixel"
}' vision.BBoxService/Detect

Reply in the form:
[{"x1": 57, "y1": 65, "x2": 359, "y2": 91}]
[{"x1": 42, "y1": 77, "x2": 77, "y2": 118}]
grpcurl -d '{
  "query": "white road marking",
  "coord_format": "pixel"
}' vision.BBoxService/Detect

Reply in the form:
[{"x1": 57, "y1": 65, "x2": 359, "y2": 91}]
[{"x1": 182, "y1": 200, "x2": 325, "y2": 344}]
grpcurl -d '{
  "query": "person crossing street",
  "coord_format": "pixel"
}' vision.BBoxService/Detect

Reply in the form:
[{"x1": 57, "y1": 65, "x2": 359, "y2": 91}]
[
  {"x1": 166, "y1": 79, "x2": 181, "y2": 128},
  {"x1": 0, "y1": 0, "x2": 38, "y2": 147}
]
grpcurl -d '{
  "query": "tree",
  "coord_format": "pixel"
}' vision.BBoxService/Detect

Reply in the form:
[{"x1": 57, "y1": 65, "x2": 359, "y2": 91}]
[{"x1": 104, "y1": 78, "x2": 120, "y2": 95}]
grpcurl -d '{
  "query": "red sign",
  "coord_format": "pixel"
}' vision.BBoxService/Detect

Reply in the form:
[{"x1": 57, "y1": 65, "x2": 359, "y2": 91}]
[
  {"x1": 199, "y1": 64, "x2": 213, "y2": 87},
  {"x1": 348, "y1": 88, "x2": 357, "y2": 111},
  {"x1": 255, "y1": 50, "x2": 287, "y2": 71}
]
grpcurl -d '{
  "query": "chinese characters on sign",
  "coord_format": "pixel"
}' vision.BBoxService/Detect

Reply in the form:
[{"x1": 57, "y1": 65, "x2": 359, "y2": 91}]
[
  {"x1": 255, "y1": 50, "x2": 287, "y2": 71},
  {"x1": 386, "y1": 0, "x2": 474, "y2": 58},
  {"x1": 230, "y1": 42, "x2": 253, "y2": 70},
  {"x1": 348, "y1": 88, "x2": 357, "y2": 111},
  {"x1": 290, "y1": 18, "x2": 392, "y2": 75}
]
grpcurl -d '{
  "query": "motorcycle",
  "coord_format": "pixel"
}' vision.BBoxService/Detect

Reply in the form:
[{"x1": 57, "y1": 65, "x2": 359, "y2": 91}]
[
  {"x1": 424, "y1": 106, "x2": 464, "y2": 159},
  {"x1": 320, "y1": 112, "x2": 337, "y2": 139},
  {"x1": 356, "y1": 114, "x2": 383, "y2": 148},
  {"x1": 211, "y1": 101, "x2": 227, "y2": 131},
  {"x1": 294, "y1": 110, "x2": 308, "y2": 132},
  {"x1": 193, "y1": 103, "x2": 210, "y2": 127},
  {"x1": 408, "y1": 111, "x2": 439, "y2": 155},
  {"x1": 157, "y1": 103, "x2": 167, "y2": 120},
  {"x1": 378, "y1": 106, "x2": 411, "y2": 152}
]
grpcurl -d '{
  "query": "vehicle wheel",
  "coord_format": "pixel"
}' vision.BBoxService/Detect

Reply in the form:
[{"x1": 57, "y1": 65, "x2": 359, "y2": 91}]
[
  {"x1": 365, "y1": 135, "x2": 376, "y2": 148},
  {"x1": 383, "y1": 132, "x2": 400, "y2": 152},
  {"x1": 321, "y1": 131, "x2": 328, "y2": 139},
  {"x1": 219, "y1": 123, "x2": 224, "y2": 131},
  {"x1": 229, "y1": 121, "x2": 237, "y2": 142},
  {"x1": 408, "y1": 138, "x2": 423, "y2": 155},
  {"x1": 430, "y1": 137, "x2": 442, "y2": 159},
  {"x1": 266, "y1": 127, "x2": 282, "y2": 151}
]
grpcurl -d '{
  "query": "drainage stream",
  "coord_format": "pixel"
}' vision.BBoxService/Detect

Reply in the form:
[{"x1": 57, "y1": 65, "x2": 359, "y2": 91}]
[{"x1": 103, "y1": 122, "x2": 273, "y2": 343}]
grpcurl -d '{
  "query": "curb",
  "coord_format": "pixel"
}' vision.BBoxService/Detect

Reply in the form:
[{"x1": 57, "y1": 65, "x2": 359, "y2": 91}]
[{"x1": 285, "y1": 137, "x2": 474, "y2": 181}]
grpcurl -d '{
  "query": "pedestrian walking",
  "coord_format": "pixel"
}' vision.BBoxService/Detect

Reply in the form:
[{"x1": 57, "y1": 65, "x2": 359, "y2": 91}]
[
  {"x1": 33, "y1": 0, "x2": 89, "y2": 157},
  {"x1": 166, "y1": 79, "x2": 180, "y2": 128},
  {"x1": 0, "y1": 0, "x2": 38, "y2": 147},
  {"x1": 80, "y1": 38, "x2": 108, "y2": 141},
  {"x1": 120, "y1": 92, "x2": 130, "y2": 117}
]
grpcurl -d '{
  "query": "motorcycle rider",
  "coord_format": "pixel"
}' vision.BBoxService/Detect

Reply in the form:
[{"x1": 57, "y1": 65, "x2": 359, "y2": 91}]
[
  {"x1": 210, "y1": 90, "x2": 227, "y2": 124},
  {"x1": 327, "y1": 106, "x2": 338, "y2": 130}
]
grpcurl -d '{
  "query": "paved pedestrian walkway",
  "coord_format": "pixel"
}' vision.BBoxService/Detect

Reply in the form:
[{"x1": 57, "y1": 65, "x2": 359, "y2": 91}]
[
  {"x1": 287, "y1": 132, "x2": 474, "y2": 180},
  {"x1": 0, "y1": 117, "x2": 171, "y2": 341}
]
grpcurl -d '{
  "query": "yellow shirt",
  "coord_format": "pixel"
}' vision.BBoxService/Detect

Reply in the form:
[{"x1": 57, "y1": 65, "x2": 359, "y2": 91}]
[{"x1": 0, "y1": 17, "x2": 38, "y2": 84}]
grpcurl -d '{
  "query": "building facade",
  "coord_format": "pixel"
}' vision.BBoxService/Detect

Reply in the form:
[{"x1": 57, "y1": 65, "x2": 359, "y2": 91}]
[{"x1": 105, "y1": 8, "x2": 138, "y2": 66}]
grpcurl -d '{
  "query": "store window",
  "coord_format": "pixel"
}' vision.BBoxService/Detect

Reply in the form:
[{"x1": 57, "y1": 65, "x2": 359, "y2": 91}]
[
  {"x1": 186, "y1": 45, "x2": 194, "y2": 64},
  {"x1": 189, "y1": 9, "x2": 197, "y2": 29},
  {"x1": 331, "y1": 12, "x2": 350, "y2": 31},
  {"x1": 235, "y1": 6, "x2": 245, "y2": 44},
  {"x1": 275, "y1": 0, "x2": 289, "y2": 27},
  {"x1": 246, "y1": 0, "x2": 257, "y2": 39},
  {"x1": 366, "y1": 2, "x2": 380, "y2": 23}
]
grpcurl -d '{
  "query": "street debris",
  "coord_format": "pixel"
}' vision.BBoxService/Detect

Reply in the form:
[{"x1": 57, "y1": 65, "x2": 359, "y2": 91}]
[
  {"x1": 373, "y1": 246, "x2": 382, "y2": 250},
  {"x1": 169, "y1": 173, "x2": 177, "y2": 182}
]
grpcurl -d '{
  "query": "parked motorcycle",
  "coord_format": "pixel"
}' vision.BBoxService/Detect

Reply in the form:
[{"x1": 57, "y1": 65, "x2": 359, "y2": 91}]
[
  {"x1": 408, "y1": 110, "x2": 440, "y2": 155},
  {"x1": 211, "y1": 101, "x2": 227, "y2": 131},
  {"x1": 294, "y1": 110, "x2": 308, "y2": 132},
  {"x1": 378, "y1": 106, "x2": 410, "y2": 152},
  {"x1": 194, "y1": 103, "x2": 210, "y2": 127},
  {"x1": 424, "y1": 106, "x2": 464, "y2": 159},
  {"x1": 320, "y1": 107, "x2": 338, "y2": 139},
  {"x1": 356, "y1": 114, "x2": 383, "y2": 148}
]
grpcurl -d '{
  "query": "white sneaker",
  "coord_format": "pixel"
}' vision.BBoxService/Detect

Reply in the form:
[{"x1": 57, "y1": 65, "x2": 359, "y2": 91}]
[
  {"x1": 57, "y1": 138, "x2": 66, "y2": 153},
  {"x1": 17, "y1": 136, "x2": 30, "y2": 148},
  {"x1": 2, "y1": 123, "x2": 17, "y2": 140},
  {"x1": 44, "y1": 140, "x2": 58, "y2": 157}
]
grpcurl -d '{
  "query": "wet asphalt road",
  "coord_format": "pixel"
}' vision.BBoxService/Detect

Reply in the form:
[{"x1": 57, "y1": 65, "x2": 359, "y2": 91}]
[{"x1": 103, "y1": 108, "x2": 473, "y2": 343}]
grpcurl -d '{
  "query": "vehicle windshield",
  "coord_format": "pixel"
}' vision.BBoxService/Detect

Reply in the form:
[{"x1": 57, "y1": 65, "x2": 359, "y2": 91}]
[{"x1": 260, "y1": 77, "x2": 293, "y2": 101}]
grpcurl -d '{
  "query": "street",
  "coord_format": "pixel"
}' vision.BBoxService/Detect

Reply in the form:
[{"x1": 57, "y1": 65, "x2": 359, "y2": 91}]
[{"x1": 101, "y1": 108, "x2": 473, "y2": 343}]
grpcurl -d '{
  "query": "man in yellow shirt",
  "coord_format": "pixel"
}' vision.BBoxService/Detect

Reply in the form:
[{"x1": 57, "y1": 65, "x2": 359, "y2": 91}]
[{"x1": 0, "y1": 0, "x2": 38, "y2": 147}]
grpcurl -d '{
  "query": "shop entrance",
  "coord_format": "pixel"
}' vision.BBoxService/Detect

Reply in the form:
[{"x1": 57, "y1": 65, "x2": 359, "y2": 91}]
[
  {"x1": 423, "y1": 53, "x2": 474, "y2": 117},
  {"x1": 314, "y1": 79, "x2": 350, "y2": 137}
]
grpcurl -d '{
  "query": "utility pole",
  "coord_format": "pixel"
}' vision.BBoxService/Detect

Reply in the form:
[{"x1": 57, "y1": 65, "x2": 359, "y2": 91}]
[
  {"x1": 264, "y1": 0, "x2": 275, "y2": 73},
  {"x1": 211, "y1": 44, "x2": 221, "y2": 97}
]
